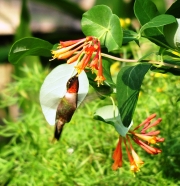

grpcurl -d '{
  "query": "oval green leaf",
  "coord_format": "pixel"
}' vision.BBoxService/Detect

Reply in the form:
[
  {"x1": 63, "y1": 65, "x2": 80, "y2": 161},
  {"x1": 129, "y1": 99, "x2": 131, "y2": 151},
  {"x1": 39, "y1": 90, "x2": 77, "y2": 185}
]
[
  {"x1": 8, "y1": 37, "x2": 53, "y2": 64},
  {"x1": 140, "y1": 14, "x2": 176, "y2": 34},
  {"x1": 134, "y1": 0, "x2": 161, "y2": 36},
  {"x1": 102, "y1": 59, "x2": 115, "y2": 87},
  {"x1": 81, "y1": 5, "x2": 122, "y2": 52},
  {"x1": 116, "y1": 63, "x2": 151, "y2": 127}
]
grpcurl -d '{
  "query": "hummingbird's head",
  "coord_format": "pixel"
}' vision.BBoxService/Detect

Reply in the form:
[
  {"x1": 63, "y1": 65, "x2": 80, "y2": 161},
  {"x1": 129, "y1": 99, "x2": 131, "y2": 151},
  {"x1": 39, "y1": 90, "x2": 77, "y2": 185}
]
[{"x1": 66, "y1": 75, "x2": 79, "y2": 93}]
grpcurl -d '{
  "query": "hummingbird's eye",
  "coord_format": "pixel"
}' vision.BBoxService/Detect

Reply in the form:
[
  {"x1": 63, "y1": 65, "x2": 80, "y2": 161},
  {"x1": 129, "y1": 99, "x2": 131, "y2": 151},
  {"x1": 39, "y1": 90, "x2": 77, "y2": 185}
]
[
  {"x1": 67, "y1": 76, "x2": 74, "y2": 88},
  {"x1": 69, "y1": 77, "x2": 74, "y2": 83},
  {"x1": 66, "y1": 75, "x2": 78, "y2": 90}
]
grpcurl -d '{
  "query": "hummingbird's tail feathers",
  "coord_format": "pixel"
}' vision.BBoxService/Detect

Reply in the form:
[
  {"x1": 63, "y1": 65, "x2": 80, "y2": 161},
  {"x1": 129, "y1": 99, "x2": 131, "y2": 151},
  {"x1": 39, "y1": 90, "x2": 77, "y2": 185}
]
[{"x1": 54, "y1": 120, "x2": 65, "y2": 140}]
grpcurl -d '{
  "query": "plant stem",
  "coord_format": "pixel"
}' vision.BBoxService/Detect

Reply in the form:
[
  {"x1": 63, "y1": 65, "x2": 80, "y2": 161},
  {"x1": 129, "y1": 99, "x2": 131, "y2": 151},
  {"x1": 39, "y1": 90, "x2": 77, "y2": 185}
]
[
  {"x1": 101, "y1": 53, "x2": 138, "y2": 62},
  {"x1": 101, "y1": 53, "x2": 180, "y2": 69}
]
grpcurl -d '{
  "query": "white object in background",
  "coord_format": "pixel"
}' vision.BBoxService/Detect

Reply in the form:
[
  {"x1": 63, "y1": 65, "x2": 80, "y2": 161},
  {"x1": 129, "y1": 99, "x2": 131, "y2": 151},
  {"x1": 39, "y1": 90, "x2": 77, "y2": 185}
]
[{"x1": 39, "y1": 63, "x2": 89, "y2": 125}]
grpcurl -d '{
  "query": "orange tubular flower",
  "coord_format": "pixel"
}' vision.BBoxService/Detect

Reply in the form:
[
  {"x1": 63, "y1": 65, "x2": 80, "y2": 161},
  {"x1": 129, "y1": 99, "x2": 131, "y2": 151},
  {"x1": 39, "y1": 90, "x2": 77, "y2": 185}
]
[
  {"x1": 127, "y1": 135, "x2": 144, "y2": 168},
  {"x1": 112, "y1": 114, "x2": 164, "y2": 173},
  {"x1": 60, "y1": 38, "x2": 86, "y2": 47},
  {"x1": 89, "y1": 57, "x2": 99, "y2": 71},
  {"x1": 51, "y1": 36, "x2": 106, "y2": 86},
  {"x1": 123, "y1": 138, "x2": 139, "y2": 173},
  {"x1": 129, "y1": 114, "x2": 164, "y2": 155},
  {"x1": 132, "y1": 113, "x2": 157, "y2": 131},
  {"x1": 133, "y1": 137, "x2": 162, "y2": 155},
  {"x1": 112, "y1": 136, "x2": 123, "y2": 170},
  {"x1": 132, "y1": 133, "x2": 158, "y2": 144},
  {"x1": 94, "y1": 58, "x2": 106, "y2": 86},
  {"x1": 94, "y1": 42, "x2": 106, "y2": 86}
]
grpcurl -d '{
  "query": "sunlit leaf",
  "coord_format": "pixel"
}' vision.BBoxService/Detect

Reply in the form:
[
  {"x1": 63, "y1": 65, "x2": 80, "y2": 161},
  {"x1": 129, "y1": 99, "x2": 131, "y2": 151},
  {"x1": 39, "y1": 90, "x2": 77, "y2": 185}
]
[
  {"x1": 140, "y1": 14, "x2": 176, "y2": 34},
  {"x1": 8, "y1": 37, "x2": 53, "y2": 64},
  {"x1": 94, "y1": 105, "x2": 133, "y2": 136},
  {"x1": 40, "y1": 63, "x2": 89, "y2": 125},
  {"x1": 81, "y1": 5, "x2": 123, "y2": 52},
  {"x1": 134, "y1": 0, "x2": 172, "y2": 48},
  {"x1": 134, "y1": 0, "x2": 160, "y2": 35}
]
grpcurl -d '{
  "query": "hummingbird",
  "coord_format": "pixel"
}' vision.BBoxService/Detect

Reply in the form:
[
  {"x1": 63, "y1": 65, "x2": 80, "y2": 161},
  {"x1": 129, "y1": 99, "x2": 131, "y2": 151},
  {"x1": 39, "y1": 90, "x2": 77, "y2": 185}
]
[{"x1": 54, "y1": 74, "x2": 79, "y2": 140}]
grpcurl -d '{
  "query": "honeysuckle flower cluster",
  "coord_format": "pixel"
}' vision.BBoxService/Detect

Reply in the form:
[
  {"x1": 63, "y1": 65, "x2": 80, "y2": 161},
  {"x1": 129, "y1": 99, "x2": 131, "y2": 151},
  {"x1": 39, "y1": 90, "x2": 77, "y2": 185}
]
[
  {"x1": 51, "y1": 36, "x2": 105, "y2": 86},
  {"x1": 112, "y1": 113, "x2": 164, "y2": 173}
]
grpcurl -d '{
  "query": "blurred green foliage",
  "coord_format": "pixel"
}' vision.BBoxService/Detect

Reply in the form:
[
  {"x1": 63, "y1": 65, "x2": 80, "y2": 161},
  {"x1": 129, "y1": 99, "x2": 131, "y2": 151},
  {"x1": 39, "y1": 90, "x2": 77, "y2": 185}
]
[
  {"x1": 0, "y1": 0, "x2": 180, "y2": 185},
  {"x1": 1, "y1": 59, "x2": 180, "y2": 185}
]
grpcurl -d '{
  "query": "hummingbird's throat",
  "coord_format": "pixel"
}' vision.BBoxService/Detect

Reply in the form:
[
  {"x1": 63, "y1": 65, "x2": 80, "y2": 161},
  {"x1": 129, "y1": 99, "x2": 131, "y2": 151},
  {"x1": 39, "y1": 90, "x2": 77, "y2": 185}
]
[{"x1": 67, "y1": 75, "x2": 79, "y2": 93}]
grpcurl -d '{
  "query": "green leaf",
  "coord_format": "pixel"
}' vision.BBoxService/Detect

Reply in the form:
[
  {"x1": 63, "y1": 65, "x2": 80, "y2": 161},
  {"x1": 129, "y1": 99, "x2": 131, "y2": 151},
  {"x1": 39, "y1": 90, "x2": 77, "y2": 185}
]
[
  {"x1": 134, "y1": 0, "x2": 161, "y2": 36},
  {"x1": 123, "y1": 30, "x2": 138, "y2": 44},
  {"x1": 81, "y1": 5, "x2": 123, "y2": 52},
  {"x1": 134, "y1": 0, "x2": 169, "y2": 47},
  {"x1": 102, "y1": 59, "x2": 115, "y2": 87},
  {"x1": 140, "y1": 14, "x2": 176, "y2": 34},
  {"x1": 8, "y1": 37, "x2": 53, "y2": 64},
  {"x1": 117, "y1": 64, "x2": 151, "y2": 127},
  {"x1": 134, "y1": 0, "x2": 159, "y2": 25},
  {"x1": 94, "y1": 105, "x2": 133, "y2": 136}
]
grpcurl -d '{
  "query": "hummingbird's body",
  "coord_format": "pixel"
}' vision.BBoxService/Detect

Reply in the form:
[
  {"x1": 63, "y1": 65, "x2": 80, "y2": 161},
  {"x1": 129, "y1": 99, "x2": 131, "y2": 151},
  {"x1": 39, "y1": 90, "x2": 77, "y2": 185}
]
[{"x1": 54, "y1": 75, "x2": 79, "y2": 140}]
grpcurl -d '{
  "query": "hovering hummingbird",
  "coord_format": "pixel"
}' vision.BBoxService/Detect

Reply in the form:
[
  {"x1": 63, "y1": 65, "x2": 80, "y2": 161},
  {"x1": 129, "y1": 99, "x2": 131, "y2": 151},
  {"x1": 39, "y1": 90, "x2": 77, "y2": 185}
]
[{"x1": 54, "y1": 74, "x2": 79, "y2": 140}]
